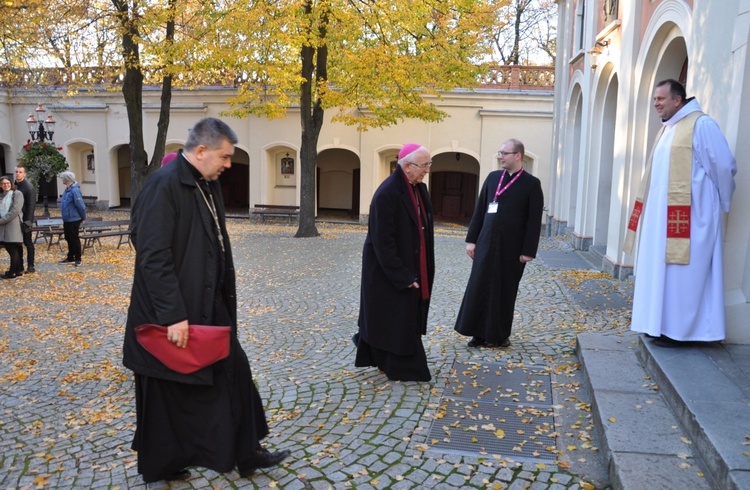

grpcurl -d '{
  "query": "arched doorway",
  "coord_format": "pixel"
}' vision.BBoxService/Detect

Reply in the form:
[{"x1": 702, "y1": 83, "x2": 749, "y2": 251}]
[
  {"x1": 594, "y1": 72, "x2": 619, "y2": 250},
  {"x1": 115, "y1": 145, "x2": 132, "y2": 207},
  {"x1": 429, "y1": 152, "x2": 478, "y2": 221},
  {"x1": 220, "y1": 148, "x2": 250, "y2": 210},
  {"x1": 317, "y1": 148, "x2": 360, "y2": 218}
]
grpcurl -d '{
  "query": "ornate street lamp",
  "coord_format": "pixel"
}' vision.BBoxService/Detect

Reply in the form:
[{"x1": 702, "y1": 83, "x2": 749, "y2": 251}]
[
  {"x1": 26, "y1": 103, "x2": 56, "y2": 142},
  {"x1": 24, "y1": 104, "x2": 59, "y2": 216}
]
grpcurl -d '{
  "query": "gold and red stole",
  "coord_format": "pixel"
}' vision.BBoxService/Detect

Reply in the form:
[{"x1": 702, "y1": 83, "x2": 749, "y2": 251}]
[{"x1": 624, "y1": 111, "x2": 704, "y2": 264}]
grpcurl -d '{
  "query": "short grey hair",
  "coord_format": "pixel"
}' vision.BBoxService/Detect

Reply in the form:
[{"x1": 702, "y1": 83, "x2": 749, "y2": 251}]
[
  {"x1": 184, "y1": 117, "x2": 238, "y2": 152},
  {"x1": 59, "y1": 171, "x2": 76, "y2": 184}
]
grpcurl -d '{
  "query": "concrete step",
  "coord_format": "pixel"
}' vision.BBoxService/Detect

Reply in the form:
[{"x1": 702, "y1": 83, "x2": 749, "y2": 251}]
[
  {"x1": 577, "y1": 332, "x2": 714, "y2": 489},
  {"x1": 635, "y1": 337, "x2": 750, "y2": 490}
]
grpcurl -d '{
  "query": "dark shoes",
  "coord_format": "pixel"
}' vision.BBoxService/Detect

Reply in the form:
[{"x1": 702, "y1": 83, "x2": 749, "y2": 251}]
[
  {"x1": 143, "y1": 468, "x2": 191, "y2": 484},
  {"x1": 59, "y1": 258, "x2": 75, "y2": 263},
  {"x1": 164, "y1": 469, "x2": 191, "y2": 481},
  {"x1": 74, "y1": 260, "x2": 81, "y2": 267},
  {"x1": 26, "y1": 266, "x2": 35, "y2": 273},
  {"x1": 238, "y1": 448, "x2": 291, "y2": 478},
  {"x1": 652, "y1": 335, "x2": 688, "y2": 348},
  {"x1": 468, "y1": 336, "x2": 511, "y2": 348},
  {"x1": 468, "y1": 337, "x2": 486, "y2": 347},
  {"x1": 1, "y1": 272, "x2": 17, "y2": 279}
]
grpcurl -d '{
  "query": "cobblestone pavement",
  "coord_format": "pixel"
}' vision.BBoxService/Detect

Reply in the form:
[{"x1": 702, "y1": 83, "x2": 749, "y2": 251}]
[{"x1": 0, "y1": 215, "x2": 634, "y2": 489}]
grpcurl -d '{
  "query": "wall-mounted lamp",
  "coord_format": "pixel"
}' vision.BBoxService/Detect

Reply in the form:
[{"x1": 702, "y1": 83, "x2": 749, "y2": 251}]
[{"x1": 588, "y1": 40, "x2": 610, "y2": 72}]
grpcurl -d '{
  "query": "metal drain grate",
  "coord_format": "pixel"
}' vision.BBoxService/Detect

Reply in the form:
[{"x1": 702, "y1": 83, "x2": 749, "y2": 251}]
[{"x1": 427, "y1": 361, "x2": 558, "y2": 462}]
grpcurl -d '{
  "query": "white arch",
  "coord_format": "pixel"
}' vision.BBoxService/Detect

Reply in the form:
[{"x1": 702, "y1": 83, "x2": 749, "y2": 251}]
[
  {"x1": 431, "y1": 146, "x2": 480, "y2": 163},
  {"x1": 317, "y1": 142, "x2": 359, "y2": 157}
]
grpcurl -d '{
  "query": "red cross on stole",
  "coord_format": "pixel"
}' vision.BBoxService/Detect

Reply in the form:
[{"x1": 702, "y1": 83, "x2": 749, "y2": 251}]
[{"x1": 666, "y1": 205, "x2": 690, "y2": 238}]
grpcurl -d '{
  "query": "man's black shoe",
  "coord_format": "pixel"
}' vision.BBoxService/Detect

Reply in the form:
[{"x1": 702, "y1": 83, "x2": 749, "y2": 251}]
[
  {"x1": 26, "y1": 266, "x2": 35, "y2": 273},
  {"x1": 498, "y1": 338, "x2": 511, "y2": 348},
  {"x1": 238, "y1": 448, "x2": 290, "y2": 477},
  {"x1": 468, "y1": 337, "x2": 486, "y2": 347},
  {"x1": 59, "y1": 258, "x2": 75, "y2": 263},
  {"x1": 164, "y1": 469, "x2": 191, "y2": 481},
  {"x1": 652, "y1": 335, "x2": 686, "y2": 348},
  {"x1": 143, "y1": 468, "x2": 191, "y2": 483},
  {"x1": 74, "y1": 260, "x2": 81, "y2": 267}
]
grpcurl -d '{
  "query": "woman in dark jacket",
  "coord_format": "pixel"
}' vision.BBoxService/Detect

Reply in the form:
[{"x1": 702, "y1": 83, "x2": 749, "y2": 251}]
[
  {"x1": 59, "y1": 171, "x2": 87, "y2": 266},
  {"x1": 0, "y1": 176, "x2": 25, "y2": 278}
]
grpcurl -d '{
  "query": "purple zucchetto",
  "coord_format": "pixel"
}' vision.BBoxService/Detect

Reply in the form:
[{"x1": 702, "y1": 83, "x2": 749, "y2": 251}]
[
  {"x1": 161, "y1": 152, "x2": 178, "y2": 167},
  {"x1": 398, "y1": 143, "x2": 423, "y2": 160}
]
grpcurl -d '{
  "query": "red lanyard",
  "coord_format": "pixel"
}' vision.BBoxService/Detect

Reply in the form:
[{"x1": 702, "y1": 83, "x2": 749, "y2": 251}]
[{"x1": 493, "y1": 168, "x2": 524, "y2": 201}]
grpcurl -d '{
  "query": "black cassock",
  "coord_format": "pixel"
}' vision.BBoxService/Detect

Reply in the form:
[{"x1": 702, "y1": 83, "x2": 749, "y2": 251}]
[
  {"x1": 355, "y1": 165, "x2": 435, "y2": 382},
  {"x1": 123, "y1": 157, "x2": 269, "y2": 482},
  {"x1": 454, "y1": 169, "x2": 544, "y2": 344}
]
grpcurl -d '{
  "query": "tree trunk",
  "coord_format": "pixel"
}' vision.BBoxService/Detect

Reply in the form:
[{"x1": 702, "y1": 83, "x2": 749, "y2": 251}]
[
  {"x1": 151, "y1": 0, "x2": 176, "y2": 169},
  {"x1": 113, "y1": 0, "x2": 148, "y2": 203},
  {"x1": 295, "y1": 0, "x2": 328, "y2": 238}
]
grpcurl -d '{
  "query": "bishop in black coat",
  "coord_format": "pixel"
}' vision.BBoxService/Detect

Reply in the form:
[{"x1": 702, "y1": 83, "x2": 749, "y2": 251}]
[
  {"x1": 355, "y1": 144, "x2": 435, "y2": 381},
  {"x1": 122, "y1": 118, "x2": 287, "y2": 483},
  {"x1": 454, "y1": 139, "x2": 544, "y2": 347}
]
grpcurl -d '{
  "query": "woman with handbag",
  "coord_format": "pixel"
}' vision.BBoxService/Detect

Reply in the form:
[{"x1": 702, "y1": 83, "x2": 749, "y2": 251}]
[{"x1": 0, "y1": 176, "x2": 26, "y2": 279}]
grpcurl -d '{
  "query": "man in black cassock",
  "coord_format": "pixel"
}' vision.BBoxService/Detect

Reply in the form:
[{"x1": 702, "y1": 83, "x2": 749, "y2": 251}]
[
  {"x1": 122, "y1": 118, "x2": 289, "y2": 484},
  {"x1": 354, "y1": 143, "x2": 435, "y2": 382},
  {"x1": 454, "y1": 138, "x2": 544, "y2": 348}
]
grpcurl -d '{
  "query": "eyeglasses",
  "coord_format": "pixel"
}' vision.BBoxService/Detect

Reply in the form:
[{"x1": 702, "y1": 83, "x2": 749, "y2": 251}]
[
  {"x1": 497, "y1": 151, "x2": 518, "y2": 157},
  {"x1": 409, "y1": 162, "x2": 432, "y2": 169}
]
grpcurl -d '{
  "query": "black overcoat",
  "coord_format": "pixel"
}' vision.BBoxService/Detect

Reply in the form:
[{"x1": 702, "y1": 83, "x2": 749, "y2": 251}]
[
  {"x1": 454, "y1": 169, "x2": 544, "y2": 343},
  {"x1": 358, "y1": 165, "x2": 435, "y2": 356},
  {"x1": 122, "y1": 153, "x2": 238, "y2": 385}
]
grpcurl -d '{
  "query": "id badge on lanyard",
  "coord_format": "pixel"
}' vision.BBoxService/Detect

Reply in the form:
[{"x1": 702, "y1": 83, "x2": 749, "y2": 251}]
[{"x1": 488, "y1": 169, "x2": 524, "y2": 214}]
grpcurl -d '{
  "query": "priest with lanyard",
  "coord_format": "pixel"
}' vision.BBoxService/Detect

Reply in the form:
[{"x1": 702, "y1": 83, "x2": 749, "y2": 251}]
[
  {"x1": 625, "y1": 79, "x2": 736, "y2": 347},
  {"x1": 454, "y1": 138, "x2": 544, "y2": 348},
  {"x1": 354, "y1": 143, "x2": 435, "y2": 382}
]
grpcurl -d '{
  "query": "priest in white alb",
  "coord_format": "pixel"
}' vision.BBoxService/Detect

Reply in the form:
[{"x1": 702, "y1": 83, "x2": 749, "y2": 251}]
[{"x1": 625, "y1": 79, "x2": 737, "y2": 347}]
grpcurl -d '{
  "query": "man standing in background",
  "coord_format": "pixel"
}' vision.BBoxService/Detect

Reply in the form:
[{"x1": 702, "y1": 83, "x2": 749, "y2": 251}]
[{"x1": 14, "y1": 165, "x2": 35, "y2": 273}]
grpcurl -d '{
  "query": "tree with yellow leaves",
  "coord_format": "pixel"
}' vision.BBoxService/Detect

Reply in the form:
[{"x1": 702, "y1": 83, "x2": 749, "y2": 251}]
[
  {"x1": 212, "y1": 0, "x2": 501, "y2": 236},
  {"x1": 2, "y1": 0, "x2": 501, "y2": 234}
]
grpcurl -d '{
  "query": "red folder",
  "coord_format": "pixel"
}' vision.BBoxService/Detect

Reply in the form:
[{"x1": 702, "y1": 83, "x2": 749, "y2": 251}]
[{"x1": 135, "y1": 324, "x2": 231, "y2": 374}]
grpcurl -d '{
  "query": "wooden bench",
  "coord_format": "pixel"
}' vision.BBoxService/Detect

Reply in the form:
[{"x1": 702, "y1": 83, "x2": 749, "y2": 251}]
[
  {"x1": 56, "y1": 195, "x2": 98, "y2": 208},
  {"x1": 35, "y1": 217, "x2": 104, "y2": 251},
  {"x1": 251, "y1": 204, "x2": 300, "y2": 224},
  {"x1": 33, "y1": 218, "x2": 65, "y2": 248},
  {"x1": 80, "y1": 219, "x2": 132, "y2": 255}
]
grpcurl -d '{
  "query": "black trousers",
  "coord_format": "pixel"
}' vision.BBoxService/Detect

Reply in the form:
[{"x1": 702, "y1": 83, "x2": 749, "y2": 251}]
[
  {"x1": 20, "y1": 229, "x2": 34, "y2": 268},
  {"x1": 4, "y1": 242, "x2": 23, "y2": 275},
  {"x1": 63, "y1": 220, "x2": 82, "y2": 261}
]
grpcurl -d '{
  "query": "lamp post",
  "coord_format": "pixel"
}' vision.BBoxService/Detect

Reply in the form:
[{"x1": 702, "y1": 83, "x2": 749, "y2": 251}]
[{"x1": 25, "y1": 103, "x2": 57, "y2": 217}]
